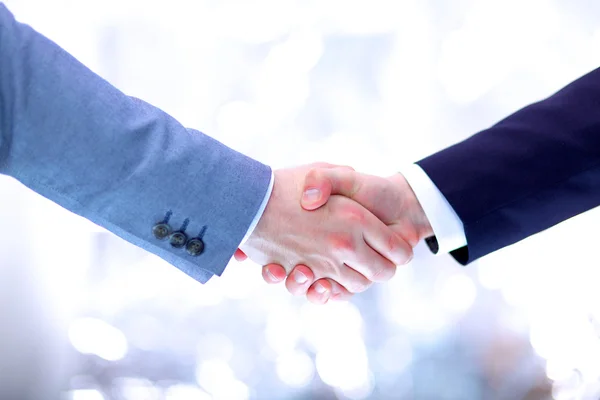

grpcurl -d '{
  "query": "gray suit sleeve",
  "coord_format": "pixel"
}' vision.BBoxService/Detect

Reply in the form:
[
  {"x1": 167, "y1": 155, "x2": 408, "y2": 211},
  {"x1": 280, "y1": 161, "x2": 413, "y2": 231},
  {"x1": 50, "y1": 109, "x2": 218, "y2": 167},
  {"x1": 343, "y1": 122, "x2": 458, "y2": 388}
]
[{"x1": 0, "y1": 4, "x2": 272, "y2": 283}]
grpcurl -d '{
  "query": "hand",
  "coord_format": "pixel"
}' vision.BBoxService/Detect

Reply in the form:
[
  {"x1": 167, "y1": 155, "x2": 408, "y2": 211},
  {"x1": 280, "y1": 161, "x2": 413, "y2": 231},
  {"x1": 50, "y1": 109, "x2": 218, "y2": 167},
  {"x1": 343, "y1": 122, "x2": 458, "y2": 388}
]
[
  {"x1": 235, "y1": 249, "x2": 350, "y2": 303},
  {"x1": 302, "y1": 167, "x2": 433, "y2": 244},
  {"x1": 239, "y1": 164, "x2": 413, "y2": 293},
  {"x1": 256, "y1": 166, "x2": 433, "y2": 303}
]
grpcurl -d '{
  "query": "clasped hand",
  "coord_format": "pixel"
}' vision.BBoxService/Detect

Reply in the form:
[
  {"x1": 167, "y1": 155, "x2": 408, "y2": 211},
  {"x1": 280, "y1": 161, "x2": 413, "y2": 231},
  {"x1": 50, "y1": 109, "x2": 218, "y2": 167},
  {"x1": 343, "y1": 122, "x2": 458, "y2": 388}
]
[{"x1": 237, "y1": 163, "x2": 433, "y2": 304}]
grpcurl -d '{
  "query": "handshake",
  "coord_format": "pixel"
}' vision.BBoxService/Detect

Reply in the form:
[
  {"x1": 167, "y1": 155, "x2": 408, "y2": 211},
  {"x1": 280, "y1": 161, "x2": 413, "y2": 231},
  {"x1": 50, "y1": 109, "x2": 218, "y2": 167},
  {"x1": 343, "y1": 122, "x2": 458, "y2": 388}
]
[{"x1": 237, "y1": 163, "x2": 434, "y2": 305}]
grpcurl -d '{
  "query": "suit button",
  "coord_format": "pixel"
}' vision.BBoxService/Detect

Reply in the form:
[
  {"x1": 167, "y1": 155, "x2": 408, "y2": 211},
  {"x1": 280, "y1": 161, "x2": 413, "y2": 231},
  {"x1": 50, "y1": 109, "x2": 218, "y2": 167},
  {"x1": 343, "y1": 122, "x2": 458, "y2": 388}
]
[
  {"x1": 152, "y1": 223, "x2": 172, "y2": 240},
  {"x1": 186, "y1": 238, "x2": 204, "y2": 256},
  {"x1": 169, "y1": 231, "x2": 188, "y2": 248}
]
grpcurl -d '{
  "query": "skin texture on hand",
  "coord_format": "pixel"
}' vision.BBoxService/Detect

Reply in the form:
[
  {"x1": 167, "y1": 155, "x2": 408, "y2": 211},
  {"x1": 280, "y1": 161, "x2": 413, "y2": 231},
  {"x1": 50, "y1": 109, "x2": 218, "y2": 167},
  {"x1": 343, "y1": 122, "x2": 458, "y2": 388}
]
[
  {"x1": 239, "y1": 164, "x2": 413, "y2": 294},
  {"x1": 258, "y1": 167, "x2": 433, "y2": 304}
]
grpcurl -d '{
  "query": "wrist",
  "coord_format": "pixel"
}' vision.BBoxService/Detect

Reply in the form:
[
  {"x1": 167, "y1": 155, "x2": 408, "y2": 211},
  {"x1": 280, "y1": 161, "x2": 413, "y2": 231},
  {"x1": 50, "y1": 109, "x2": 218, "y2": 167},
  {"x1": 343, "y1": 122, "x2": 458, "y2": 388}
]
[
  {"x1": 241, "y1": 169, "x2": 275, "y2": 250},
  {"x1": 389, "y1": 172, "x2": 434, "y2": 242}
]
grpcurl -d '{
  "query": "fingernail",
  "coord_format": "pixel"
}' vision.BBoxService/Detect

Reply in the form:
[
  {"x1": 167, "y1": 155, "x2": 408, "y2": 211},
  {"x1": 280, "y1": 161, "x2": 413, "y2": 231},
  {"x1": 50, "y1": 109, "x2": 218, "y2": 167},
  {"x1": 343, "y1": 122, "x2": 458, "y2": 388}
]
[
  {"x1": 331, "y1": 284, "x2": 341, "y2": 295},
  {"x1": 302, "y1": 188, "x2": 321, "y2": 203},
  {"x1": 315, "y1": 283, "x2": 328, "y2": 294},
  {"x1": 294, "y1": 271, "x2": 308, "y2": 284},
  {"x1": 267, "y1": 268, "x2": 278, "y2": 281}
]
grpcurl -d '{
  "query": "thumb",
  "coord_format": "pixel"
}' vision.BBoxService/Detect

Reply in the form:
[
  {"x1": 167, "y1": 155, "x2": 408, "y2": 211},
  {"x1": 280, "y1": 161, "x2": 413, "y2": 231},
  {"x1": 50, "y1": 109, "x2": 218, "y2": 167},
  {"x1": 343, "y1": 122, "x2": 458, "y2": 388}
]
[{"x1": 301, "y1": 167, "x2": 361, "y2": 211}]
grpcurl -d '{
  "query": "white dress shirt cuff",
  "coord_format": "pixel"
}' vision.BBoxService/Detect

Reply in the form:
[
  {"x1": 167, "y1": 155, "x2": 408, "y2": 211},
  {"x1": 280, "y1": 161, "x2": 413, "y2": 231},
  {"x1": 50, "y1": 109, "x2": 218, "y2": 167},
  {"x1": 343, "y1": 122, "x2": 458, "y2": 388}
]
[
  {"x1": 400, "y1": 164, "x2": 467, "y2": 254},
  {"x1": 240, "y1": 170, "x2": 274, "y2": 245}
]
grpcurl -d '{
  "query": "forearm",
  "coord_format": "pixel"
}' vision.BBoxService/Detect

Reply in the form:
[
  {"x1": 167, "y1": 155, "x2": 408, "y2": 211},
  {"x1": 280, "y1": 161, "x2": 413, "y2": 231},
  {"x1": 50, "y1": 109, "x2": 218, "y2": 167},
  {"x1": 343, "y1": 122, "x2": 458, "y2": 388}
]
[
  {"x1": 0, "y1": 4, "x2": 271, "y2": 281},
  {"x1": 418, "y1": 67, "x2": 600, "y2": 264}
]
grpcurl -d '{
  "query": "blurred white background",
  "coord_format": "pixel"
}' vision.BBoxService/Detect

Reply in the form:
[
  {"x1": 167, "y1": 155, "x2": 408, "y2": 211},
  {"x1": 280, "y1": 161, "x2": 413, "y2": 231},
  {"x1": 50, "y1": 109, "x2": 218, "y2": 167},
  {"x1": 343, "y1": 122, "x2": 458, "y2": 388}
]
[{"x1": 2, "y1": 0, "x2": 600, "y2": 399}]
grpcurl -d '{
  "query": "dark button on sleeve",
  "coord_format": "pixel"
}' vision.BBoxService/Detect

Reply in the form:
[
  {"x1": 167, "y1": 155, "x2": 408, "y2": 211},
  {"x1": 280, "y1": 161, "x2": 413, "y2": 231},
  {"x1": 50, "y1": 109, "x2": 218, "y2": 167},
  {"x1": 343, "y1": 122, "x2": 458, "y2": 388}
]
[
  {"x1": 186, "y1": 238, "x2": 205, "y2": 256},
  {"x1": 152, "y1": 223, "x2": 172, "y2": 240},
  {"x1": 169, "y1": 231, "x2": 188, "y2": 248}
]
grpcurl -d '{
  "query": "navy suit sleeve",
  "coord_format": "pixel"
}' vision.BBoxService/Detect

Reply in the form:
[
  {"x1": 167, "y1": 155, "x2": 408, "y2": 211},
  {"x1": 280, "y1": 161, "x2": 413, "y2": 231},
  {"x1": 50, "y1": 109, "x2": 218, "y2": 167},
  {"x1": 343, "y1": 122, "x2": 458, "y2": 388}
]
[
  {"x1": 0, "y1": 5, "x2": 272, "y2": 282},
  {"x1": 418, "y1": 67, "x2": 600, "y2": 264}
]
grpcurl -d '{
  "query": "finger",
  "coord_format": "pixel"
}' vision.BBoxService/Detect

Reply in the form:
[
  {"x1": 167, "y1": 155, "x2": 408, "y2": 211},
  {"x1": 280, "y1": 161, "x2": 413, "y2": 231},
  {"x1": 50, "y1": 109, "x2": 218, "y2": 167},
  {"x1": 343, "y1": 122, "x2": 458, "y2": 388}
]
[
  {"x1": 330, "y1": 262, "x2": 373, "y2": 294},
  {"x1": 325, "y1": 206, "x2": 405, "y2": 282},
  {"x1": 345, "y1": 248, "x2": 397, "y2": 284},
  {"x1": 301, "y1": 166, "x2": 357, "y2": 211},
  {"x1": 234, "y1": 248, "x2": 248, "y2": 261},
  {"x1": 262, "y1": 263, "x2": 287, "y2": 284},
  {"x1": 306, "y1": 279, "x2": 333, "y2": 305},
  {"x1": 353, "y1": 205, "x2": 413, "y2": 267},
  {"x1": 285, "y1": 265, "x2": 315, "y2": 296},
  {"x1": 308, "y1": 279, "x2": 353, "y2": 302}
]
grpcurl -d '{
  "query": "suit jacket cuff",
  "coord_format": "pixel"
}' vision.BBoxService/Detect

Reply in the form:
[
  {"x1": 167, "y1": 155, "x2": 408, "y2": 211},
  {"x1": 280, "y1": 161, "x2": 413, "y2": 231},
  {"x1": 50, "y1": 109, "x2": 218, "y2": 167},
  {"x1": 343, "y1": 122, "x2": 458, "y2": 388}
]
[{"x1": 400, "y1": 164, "x2": 467, "y2": 254}]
